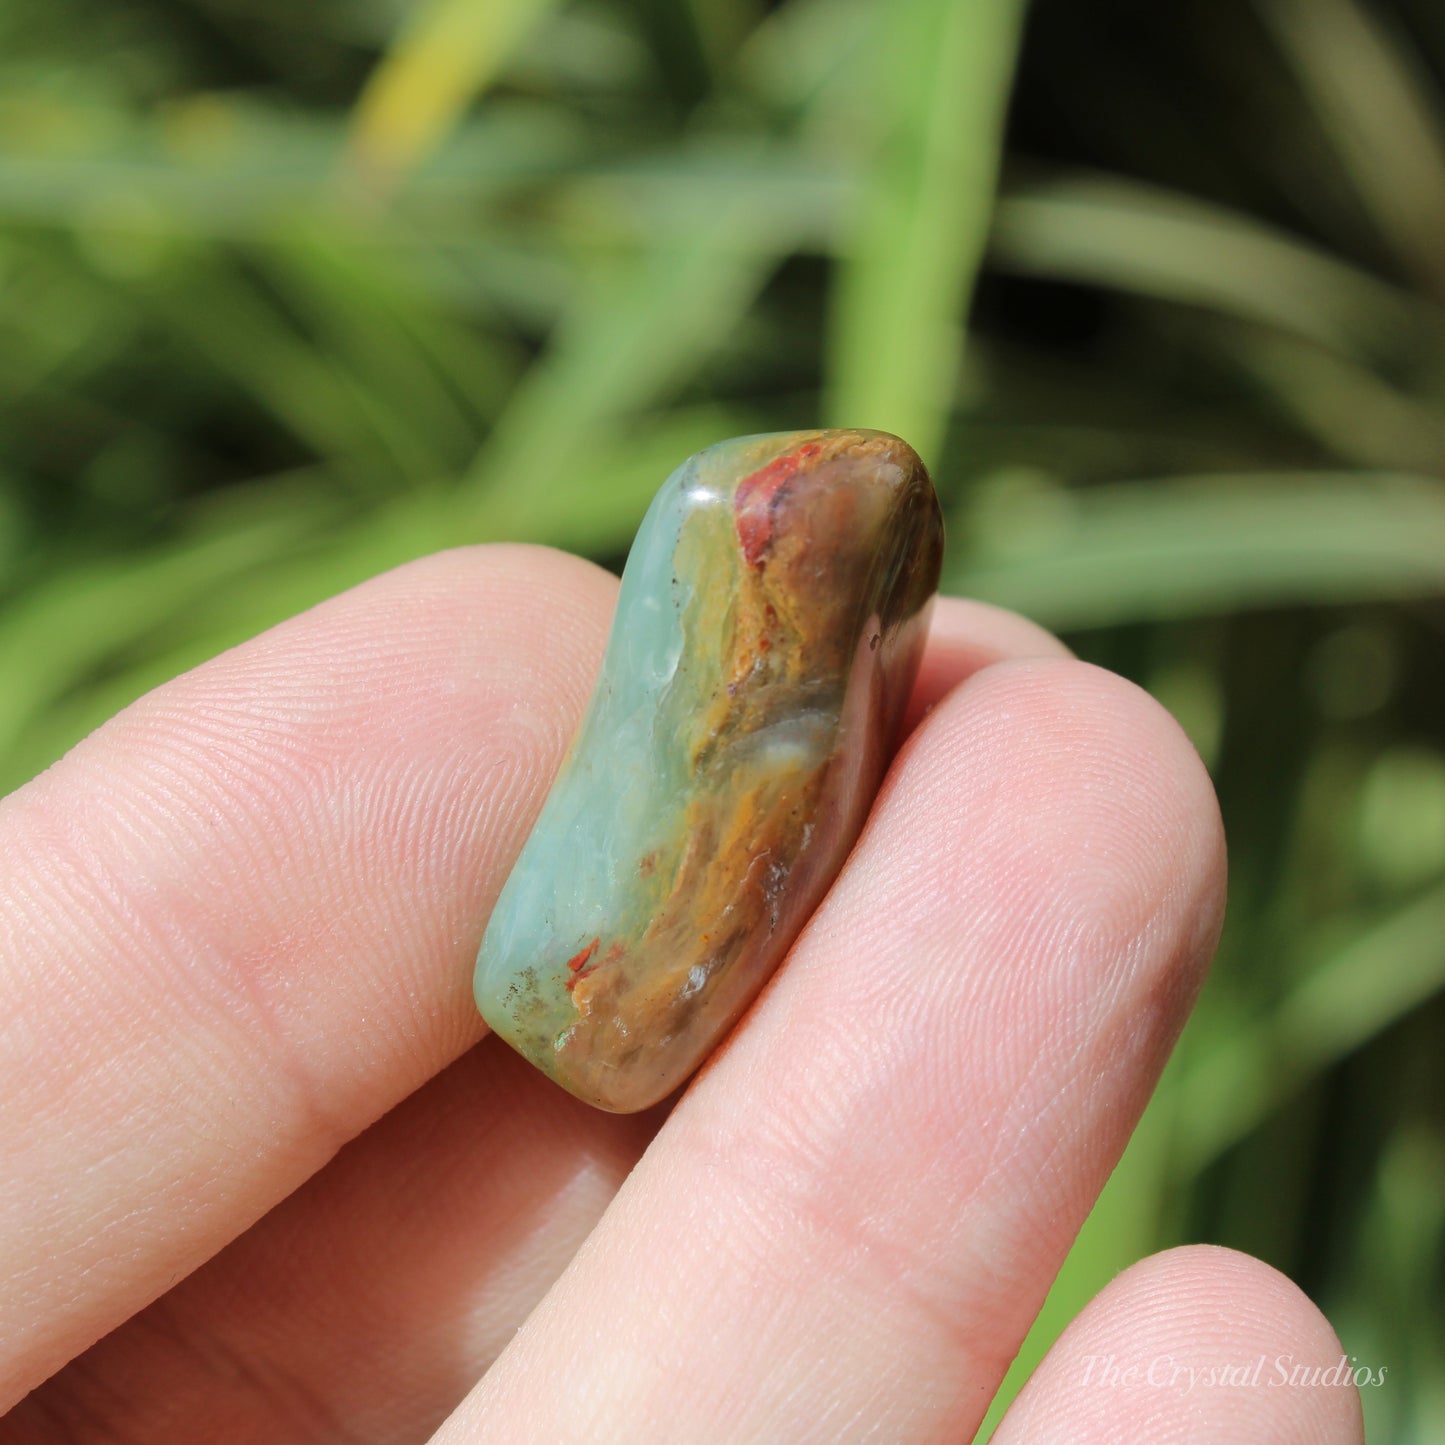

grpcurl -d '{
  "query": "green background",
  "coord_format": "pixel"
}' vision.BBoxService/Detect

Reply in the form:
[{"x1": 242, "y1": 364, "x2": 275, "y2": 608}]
[{"x1": 2, "y1": 0, "x2": 1442, "y2": 1437}]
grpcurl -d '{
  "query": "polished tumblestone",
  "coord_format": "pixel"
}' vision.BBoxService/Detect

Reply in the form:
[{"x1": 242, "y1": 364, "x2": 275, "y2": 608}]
[{"x1": 474, "y1": 429, "x2": 944, "y2": 1111}]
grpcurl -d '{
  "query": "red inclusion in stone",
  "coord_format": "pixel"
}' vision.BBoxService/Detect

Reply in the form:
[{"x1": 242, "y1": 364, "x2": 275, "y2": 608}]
[
  {"x1": 564, "y1": 936, "x2": 625, "y2": 993},
  {"x1": 734, "y1": 441, "x2": 823, "y2": 566},
  {"x1": 565, "y1": 937, "x2": 599, "y2": 973}
]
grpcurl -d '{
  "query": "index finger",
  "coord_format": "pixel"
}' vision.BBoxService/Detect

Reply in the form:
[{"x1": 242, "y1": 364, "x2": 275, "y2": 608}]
[{"x1": 0, "y1": 544, "x2": 614, "y2": 1408}]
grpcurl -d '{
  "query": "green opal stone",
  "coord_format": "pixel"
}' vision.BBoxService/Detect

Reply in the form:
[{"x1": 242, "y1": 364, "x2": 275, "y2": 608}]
[{"x1": 474, "y1": 429, "x2": 943, "y2": 1111}]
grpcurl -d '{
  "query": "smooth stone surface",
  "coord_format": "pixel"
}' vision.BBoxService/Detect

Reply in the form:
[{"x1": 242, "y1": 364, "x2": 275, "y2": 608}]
[{"x1": 474, "y1": 429, "x2": 944, "y2": 1111}]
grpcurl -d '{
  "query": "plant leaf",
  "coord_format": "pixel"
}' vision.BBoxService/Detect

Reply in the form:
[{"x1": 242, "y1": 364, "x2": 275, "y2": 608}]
[
  {"x1": 349, "y1": 0, "x2": 563, "y2": 184},
  {"x1": 951, "y1": 470, "x2": 1445, "y2": 627},
  {"x1": 825, "y1": 0, "x2": 1028, "y2": 463}
]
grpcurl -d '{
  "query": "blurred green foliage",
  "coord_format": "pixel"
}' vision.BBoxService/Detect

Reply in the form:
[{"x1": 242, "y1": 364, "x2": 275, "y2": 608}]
[{"x1": 2, "y1": 0, "x2": 1442, "y2": 1437}]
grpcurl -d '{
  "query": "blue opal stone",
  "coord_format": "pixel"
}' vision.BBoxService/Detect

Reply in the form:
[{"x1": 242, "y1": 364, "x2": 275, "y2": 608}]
[{"x1": 475, "y1": 430, "x2": 943, "y2": 1110}]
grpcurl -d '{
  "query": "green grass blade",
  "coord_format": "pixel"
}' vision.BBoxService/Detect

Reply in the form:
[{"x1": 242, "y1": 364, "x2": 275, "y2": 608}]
[
  {"x1": 825, "y1": 0, "x2": 1028, "y2": 463},
  {"x1": 1220, "y1": 328, "x2": 1445, "y2": 471},
  {"x1": 1173, "y1": 882, "x2": 1445, "y2": 1176},
  {"x1": 0, "y1": 482, "x2": 340, "y2": 780},
  {"x1": 349, "y1": 0, "x2": 563, "y2": 184},
  {"x1": 458, "y1": 188, "x2": 785, "y2": 509},
  {"x1": 991, "y1": 174, "x2": 1445, "y2": 367},
  {"x1": 950, "y1": 471, "x2": 1445, "y2": 628},
  {"x1": 136, "y1": 243, "x2": 404, "y2": 467},
  {"x1": 1258, "y1": 0, "x2": 1445, "y2": 302},
  {"x1": 0, "y1": 105, "x2": 589, "y2": 238},
  {"x1": 258, "y1": 228, "x2": 487, "y2": 479}
]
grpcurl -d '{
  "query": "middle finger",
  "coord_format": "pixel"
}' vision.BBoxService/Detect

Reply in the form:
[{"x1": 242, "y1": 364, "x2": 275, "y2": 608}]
[{"x1": 436, "y1": 658, "x2": 1226, "y2": 1443}]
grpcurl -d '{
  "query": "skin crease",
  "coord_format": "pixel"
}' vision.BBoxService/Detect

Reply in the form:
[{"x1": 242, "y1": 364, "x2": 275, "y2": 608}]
[{"x1": 0, "y1": 547, "x2": 1361, "y2": 1443}]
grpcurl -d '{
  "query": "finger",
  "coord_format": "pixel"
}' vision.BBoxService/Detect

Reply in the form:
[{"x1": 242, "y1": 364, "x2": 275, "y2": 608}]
[
  {"x1": 991, "y1": 1246, "x2": 1366, "y2": 1445},
  {"x1": 431, "y1": 658, "x2": 1227, "y2": 1443},
  {"x1": 902, "y1": 595, "x2": 1072, "y2": 731},
  {"x1": 3, "y1": 594, "x2": 1068, "y2": 1438},
  {"x1": 4, "y1": 1042, "x2": 660, "y2": 1445},
  {"x1": 0, "y1": 544, "x2": 616, "y2": 1407}
]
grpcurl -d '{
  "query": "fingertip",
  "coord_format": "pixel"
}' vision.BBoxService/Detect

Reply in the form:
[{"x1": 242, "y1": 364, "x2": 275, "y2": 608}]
[
  {"x1": 995, "y1": 1245, "x2": 1366, "y2": 1445},
  {"x1": 889, "y1": 655, "x2": 1226, "y2": 1020}
]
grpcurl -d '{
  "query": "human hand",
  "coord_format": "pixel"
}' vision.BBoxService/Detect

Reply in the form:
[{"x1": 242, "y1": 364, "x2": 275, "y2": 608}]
[{"x1": 1, "y1": 547, "x2": 1362, "y2": 1442}]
